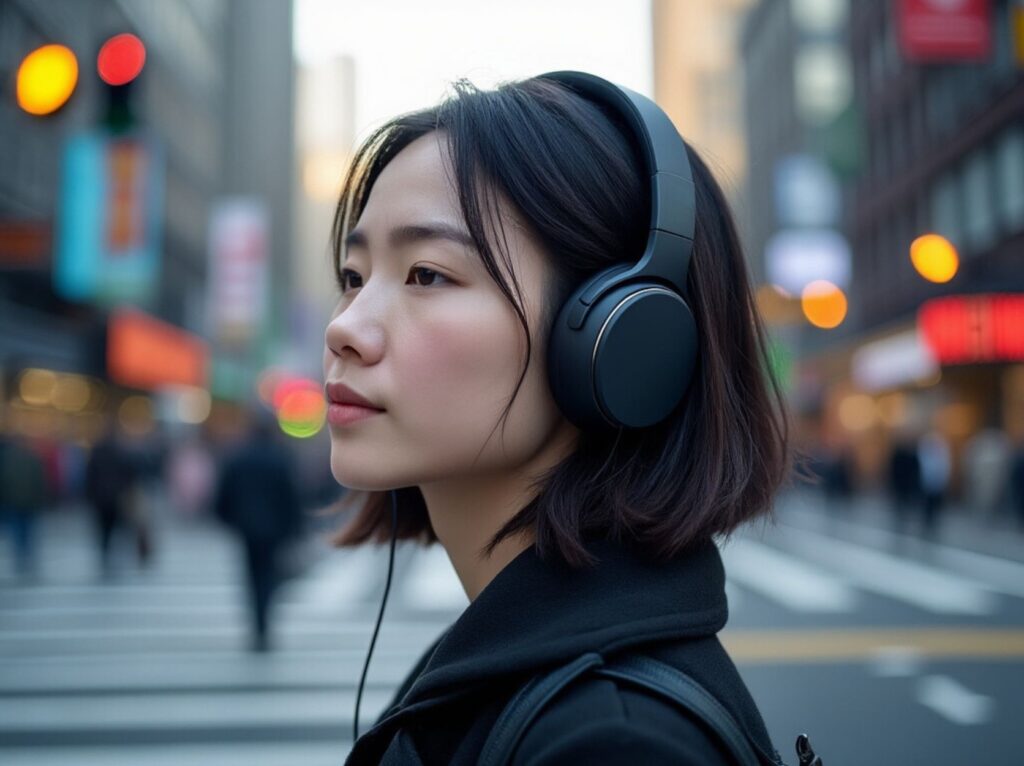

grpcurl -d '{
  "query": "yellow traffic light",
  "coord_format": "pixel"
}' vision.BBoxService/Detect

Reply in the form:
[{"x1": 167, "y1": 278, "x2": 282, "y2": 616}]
[
  {"x1": 16, "y1": 44, "x2": 79, "y2": 116},
  {"x1": 801, "y1": 280, "x2": 848, "y2": 329},
  {"x1": 910, "y1": 233, "x2": 959, "y2": 283}
]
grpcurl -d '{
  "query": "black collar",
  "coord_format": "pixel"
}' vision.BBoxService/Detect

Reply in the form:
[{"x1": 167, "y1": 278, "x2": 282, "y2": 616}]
[{"x1": 382, "y1": 536, "x2": 727, "y2": 719}]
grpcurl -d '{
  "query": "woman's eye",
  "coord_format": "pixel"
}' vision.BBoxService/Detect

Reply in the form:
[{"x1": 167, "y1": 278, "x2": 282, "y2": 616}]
[
  {"x1": 338, "y1": 266, "x2": 449, "y2": 294},
  {"x1": 338, "y1": 268, "x2": 363, "y2": 293},
  {"x1": 408, "y1": 266, "x2": 450, "y2": 287}
]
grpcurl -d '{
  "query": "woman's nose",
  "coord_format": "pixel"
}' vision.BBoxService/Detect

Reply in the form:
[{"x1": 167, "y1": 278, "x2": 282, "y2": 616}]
[{"x1": 324, "y1": 289, "x2": 387, "y2": 365}]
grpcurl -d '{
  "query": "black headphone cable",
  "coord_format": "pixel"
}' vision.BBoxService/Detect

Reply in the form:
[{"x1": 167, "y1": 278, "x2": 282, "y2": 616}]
[{"x1": 352, "y1": 488, "x2": 399, "y2": 744}]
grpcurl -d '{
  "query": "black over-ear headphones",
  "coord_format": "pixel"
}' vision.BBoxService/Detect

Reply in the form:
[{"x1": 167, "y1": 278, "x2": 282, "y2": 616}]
[{"x1": 539, "y1": 71, "x2": 698, "y2": 432}]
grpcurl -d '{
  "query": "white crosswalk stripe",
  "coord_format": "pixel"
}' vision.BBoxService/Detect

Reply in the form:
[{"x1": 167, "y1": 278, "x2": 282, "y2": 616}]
[
  {"x1": 0, "y1": 513, "x2": 460, "y2": 764},
  {"x1": 721, "y1": 537, "x2": 858, "y2": 612},
  {"x1": 772, "y1": 526, "x2": 1000, "y2": 615}
]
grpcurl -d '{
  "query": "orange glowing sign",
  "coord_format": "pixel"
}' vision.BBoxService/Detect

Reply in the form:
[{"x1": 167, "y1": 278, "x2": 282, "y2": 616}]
[
  {"x1": 918, "y1": 294, "x2": 1024, "y2": 364},
  {"x1": 108, "y1": 308, "x2": 209, "y2": 389}
]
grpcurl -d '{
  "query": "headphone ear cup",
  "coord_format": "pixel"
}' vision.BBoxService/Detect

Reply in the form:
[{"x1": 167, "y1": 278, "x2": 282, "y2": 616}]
[{"x1": 548, "y1": 276, "x2": 698, "y2": 431}]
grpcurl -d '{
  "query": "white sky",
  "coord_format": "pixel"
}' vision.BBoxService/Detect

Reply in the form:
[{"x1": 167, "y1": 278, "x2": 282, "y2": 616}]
[{"x1": 294, "y1": 0, "x2": 652, "y2": 141}]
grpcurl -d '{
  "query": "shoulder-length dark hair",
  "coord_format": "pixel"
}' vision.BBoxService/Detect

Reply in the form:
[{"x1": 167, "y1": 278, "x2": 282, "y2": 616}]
[{"x1": 328, "y1": 75, "x2": 789, "y2": 568}]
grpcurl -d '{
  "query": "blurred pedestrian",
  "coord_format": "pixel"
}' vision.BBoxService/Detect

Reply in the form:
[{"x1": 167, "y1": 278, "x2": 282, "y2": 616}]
[
  {"x1": 214, "y1": 408, "x2": 303, "y2": 652},
  {"x1": 917, "y1": 429, "x2": 951, "y2": 537},
  {"x1": 166, "y1": 434, "x2": 216, "y2": 519},
  {"x1": 83, "y1": 420, "x2": 145, "y2": 578},
  {"x1": 962, "y1": 427, "x2": 1011, "y2": 516},
  {"x1": 1011, "y1": 439, "x2": 1024, "y2": 531},
  {"x1": 0, "y1": 433, "x2": 51, "y2": 578},
  {"x1": 887, "y1": 437, "x2": 921, "y2": 534}
]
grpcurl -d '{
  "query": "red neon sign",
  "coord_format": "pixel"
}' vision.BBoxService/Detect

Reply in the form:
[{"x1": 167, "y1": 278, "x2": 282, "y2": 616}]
[
  {"x1": 918, "y1": 294, "x2": 1024, "y2": 364},
  {"x1": 897, "y1": 0, "x2": 991, "y2": 62}
]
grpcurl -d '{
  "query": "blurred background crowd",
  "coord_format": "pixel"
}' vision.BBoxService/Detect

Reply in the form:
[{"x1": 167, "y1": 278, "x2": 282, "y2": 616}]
[{"x1": 1, "y1": 1, "x2": 1024, "y2": 764}]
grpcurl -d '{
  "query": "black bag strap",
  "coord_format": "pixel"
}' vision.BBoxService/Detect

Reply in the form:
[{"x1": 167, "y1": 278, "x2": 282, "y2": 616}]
[
  {"x1": 479, "y1": 652, "x2": 604, "y2": 766},
  {"x1": 479, "y1": 652, "x2": 781, "y2": 766},
  {"x1": 595, "y1": 655, "x2": 777, "y2": 766}
]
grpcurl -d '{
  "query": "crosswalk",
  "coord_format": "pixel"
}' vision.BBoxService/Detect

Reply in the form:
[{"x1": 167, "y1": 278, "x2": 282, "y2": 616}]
[{"x1": 1, "y1": 498, "x2": 1023, "y2": 764}]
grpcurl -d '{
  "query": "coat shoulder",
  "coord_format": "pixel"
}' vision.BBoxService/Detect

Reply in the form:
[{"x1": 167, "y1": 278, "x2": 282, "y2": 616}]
[{"x1": 511, "y1": 673, "x2": 734, "y2": 765}]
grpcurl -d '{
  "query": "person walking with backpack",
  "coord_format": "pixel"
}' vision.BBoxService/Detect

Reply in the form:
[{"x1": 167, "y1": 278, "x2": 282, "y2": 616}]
[
  {"x1": 83, "y1": 419, "x2": 143, "y2": 579},
  {"x1": 322, "y1": 72, "x2": 820, "y2": 765},
  {"x1": 213, "y1": 409, "x2": 303, "y2": 653}
]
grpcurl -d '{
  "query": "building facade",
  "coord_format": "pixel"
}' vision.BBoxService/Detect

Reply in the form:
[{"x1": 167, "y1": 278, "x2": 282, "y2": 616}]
[{"x1": 0, "y1": 0, "x2": 295, "y2": 444}]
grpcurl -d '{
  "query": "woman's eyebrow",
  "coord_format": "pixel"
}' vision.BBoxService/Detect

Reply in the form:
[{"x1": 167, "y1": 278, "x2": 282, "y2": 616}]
[{"x1": 344, "y1": 222, "x2": 475, "y2": 253}]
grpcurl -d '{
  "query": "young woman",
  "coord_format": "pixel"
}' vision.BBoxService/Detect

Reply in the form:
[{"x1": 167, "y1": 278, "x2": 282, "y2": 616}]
[{"x1": 323, "y1": 71, "x2": 791, "y2": 765}]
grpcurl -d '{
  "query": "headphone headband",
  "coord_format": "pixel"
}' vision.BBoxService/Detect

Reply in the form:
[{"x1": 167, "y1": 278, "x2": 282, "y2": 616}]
[
  {"x1": 538, "y1": 71, "x2": 696, "y2": 297},
  {"x1": 538, "y1": 70, "x2": 701, "y2": 431}
]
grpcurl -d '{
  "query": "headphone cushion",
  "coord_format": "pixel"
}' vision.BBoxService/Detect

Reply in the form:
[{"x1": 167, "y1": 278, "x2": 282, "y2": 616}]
[{"x1": 548, "y1": 279, "x2": 697, "y2": 430}]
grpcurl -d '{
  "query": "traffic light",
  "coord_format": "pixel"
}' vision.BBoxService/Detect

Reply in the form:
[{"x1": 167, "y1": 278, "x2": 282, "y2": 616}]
[
  {"x1": 97, "y1": 33, "x2": 146, "y2": 131},
  {"x1": 97, "y1": 33, "x2": 145, "y2": 86},
  {"x1": 16, "y1": 44, "x2": 78, "y2": 116}
]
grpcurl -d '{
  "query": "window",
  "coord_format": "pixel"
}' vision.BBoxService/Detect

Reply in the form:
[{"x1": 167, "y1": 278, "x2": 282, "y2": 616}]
[
  {"x1": 930, "y1": 171, "x2": 961, "y2": 248},
  {"x1": 961, "y1": 150, "x2": 997, "y2": 252},
  {"x1": 995, "y1": 126, "x2": 1024, "y2": 233}
]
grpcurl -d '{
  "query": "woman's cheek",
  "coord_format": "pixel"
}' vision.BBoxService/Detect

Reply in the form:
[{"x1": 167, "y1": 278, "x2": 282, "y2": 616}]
[{"x1": 399, "y1": 312, "x2": 522, "y2": 422}]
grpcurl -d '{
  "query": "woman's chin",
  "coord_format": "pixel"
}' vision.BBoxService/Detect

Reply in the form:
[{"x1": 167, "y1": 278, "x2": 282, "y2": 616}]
[{"x1": 330, "y1": 461, "x2": 398, "y2": 492}]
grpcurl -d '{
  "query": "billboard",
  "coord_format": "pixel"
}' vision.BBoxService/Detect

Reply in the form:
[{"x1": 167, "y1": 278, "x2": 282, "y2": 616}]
[{"x1": 54, "y1": 130, "x2": 165, "y2": 306}]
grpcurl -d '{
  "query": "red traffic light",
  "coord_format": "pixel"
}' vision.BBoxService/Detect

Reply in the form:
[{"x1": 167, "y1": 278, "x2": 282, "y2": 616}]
[{"x1": 97, "y1": 33, "x2": 146, "y2": 86}]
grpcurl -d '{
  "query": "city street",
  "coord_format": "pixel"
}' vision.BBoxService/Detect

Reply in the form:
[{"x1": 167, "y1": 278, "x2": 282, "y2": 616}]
[{"x1": 2, "y1": 492, "x2": 1022, "y2": 765}]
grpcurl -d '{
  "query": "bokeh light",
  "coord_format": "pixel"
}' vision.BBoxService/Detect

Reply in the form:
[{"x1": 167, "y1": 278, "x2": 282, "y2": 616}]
[
  {"x1": 277, "y1": 387, "x2": 326, "y2": 438},
  {"x1": 51, "y1": 375, "x2": 91, "y2": 413},
  {"x1": 910, "y1": 233, "x2": 958, "y2": 283},
  {"x1": 838, "y1": 393, "x2": 877, "y2": 431},
  {"x1": 97, "y1": 33, "x2": 146, "y2": 86},
  {"x1": 18, "y1": 368, "x2": 58, "y2": 406},
  {"x1": 118, "y1": 395, "x2": 154, "y2": 435},
  {"x1": 801, "y1": 279, "x2": 848, "y2": 329},
  {"x1": 16, "y1": 44, "x2": 78, "y2": 115}
]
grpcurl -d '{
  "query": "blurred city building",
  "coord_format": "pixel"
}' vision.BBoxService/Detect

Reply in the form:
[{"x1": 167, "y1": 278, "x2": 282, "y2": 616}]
[
  {"x1": 292, "y1": 54, "x2": 356, "y2": 377},
  {"x1": 0, "y1": 0, "x2": 296, "y2": 448},
  {"x1": 652, "y1": 0, "x2": 755, "y2": 207},
  {"x1": 741, "y1": 0, "x2": 1024, "y2": 503}
]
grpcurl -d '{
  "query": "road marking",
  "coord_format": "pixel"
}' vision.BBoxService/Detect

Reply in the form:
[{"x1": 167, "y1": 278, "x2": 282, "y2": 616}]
[
  {"x1": 285, "y1": 545, "x2": 382, "y2": 613},
  {"x1": 721, "y1": 628, "x2": 1024, "y2": 663},
  {"x1": 0, "y1": 743, "x2": 352, "y2": 766},
  {"x1": 776, "y1": 526, "x2": 999, "y2": 615},
  {"x1": 0, "y1": 688, "x2": 393, "y2": 731},
  {"x1": 779, "y1": 501, "x2": 1024, "y2": 598},
  {"x1": 721, "y1": 538, "x2": 857, "y2": 612},
  {"x1": 867, "y1": 646, "x2": 925, "y2": 677},
  {"x1": 916, "y1": 675, "x2": 995, "y2": 725}
]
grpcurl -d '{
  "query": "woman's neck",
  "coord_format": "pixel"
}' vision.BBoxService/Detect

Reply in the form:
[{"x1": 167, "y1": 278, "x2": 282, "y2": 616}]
[
  {"x1": 420, "y1": 472, "x2": 538, "y2": 602},
  {"x1": 419, "y1": 426, "x2": 577, "y2": 601}
]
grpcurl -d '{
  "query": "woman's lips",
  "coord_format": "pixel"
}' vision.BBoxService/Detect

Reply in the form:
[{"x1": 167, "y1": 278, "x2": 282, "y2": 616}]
[{"x1": 326, "y1": 403, "x2": 384, "y2": 427}]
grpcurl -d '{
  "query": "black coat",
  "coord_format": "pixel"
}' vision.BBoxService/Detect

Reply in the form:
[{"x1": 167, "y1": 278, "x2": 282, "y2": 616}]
[{"x1": 345, "y1": 537, "x2": 781, "y2": 764}]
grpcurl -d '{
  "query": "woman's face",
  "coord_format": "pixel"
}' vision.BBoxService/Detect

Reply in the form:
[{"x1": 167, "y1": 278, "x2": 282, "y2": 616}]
[{"x1": 323, "y1": 131, "x2": 576, "y2": 490}]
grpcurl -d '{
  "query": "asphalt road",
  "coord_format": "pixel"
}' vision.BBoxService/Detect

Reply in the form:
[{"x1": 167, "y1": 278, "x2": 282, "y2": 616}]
[{"x1": 1, "y1": 489, "x2": 1022, "y2": 765}]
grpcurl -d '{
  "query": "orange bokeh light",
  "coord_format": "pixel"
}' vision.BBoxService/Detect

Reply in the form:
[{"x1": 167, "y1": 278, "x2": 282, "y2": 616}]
[
  {"x1": 910, "y1": 233, "x2": 959, "y2": 283},
  {"x1": 16, "y1": 44, "x2": 78, "y2": 115},
  {"x1": 801, "y1": 280, "x2": 848, "y2": 329}
]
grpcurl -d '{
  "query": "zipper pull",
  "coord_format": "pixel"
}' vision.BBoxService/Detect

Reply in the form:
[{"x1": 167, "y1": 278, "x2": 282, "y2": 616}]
[{"x1": 795, "y1": 733, "x2": 823, "y2": 766}]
